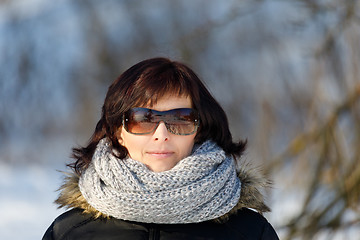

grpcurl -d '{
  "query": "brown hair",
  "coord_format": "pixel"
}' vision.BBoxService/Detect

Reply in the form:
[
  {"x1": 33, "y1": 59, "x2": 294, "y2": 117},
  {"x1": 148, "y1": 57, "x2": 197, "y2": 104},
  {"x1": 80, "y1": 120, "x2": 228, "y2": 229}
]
[{"x1": 69, "y1": 57, "x2": 246, "y2": 174}]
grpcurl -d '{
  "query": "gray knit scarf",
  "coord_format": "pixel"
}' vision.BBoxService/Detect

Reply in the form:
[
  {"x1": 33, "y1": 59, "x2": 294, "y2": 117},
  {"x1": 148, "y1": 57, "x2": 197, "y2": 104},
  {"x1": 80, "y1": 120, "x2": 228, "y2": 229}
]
[{"x1": 79, "y1": 138, "x2": 241, "y2": 224}]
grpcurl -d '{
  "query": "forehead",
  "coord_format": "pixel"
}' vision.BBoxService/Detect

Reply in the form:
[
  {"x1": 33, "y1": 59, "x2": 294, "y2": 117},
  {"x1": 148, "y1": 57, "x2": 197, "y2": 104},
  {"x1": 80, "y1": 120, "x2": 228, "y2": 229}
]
[{"x1": 143, "y1": 94, "x2": 192, "y2": 111}]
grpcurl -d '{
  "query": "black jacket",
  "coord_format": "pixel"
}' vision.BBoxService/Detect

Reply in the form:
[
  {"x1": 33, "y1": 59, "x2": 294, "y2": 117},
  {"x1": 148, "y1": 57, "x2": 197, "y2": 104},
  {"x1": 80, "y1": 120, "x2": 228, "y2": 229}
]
[
  {"x1": 43, "y1": 208, "x2": 278, "y2": 240},
  {"x1": 43, "y1": 165, "x2": 279, "y2": 240}
]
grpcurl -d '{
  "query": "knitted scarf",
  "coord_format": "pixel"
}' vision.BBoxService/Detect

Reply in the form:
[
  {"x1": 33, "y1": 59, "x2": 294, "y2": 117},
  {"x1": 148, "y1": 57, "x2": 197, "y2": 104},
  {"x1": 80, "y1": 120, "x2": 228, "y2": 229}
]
[{"x1": 79, "y1": 138, "x2": 241, "y2": 224}]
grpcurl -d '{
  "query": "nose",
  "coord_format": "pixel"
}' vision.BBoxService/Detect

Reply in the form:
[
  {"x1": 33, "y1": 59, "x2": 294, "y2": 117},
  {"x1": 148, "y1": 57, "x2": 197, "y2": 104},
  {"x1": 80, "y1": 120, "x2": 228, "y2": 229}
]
[{"x1": 152, "y1": 121, "x2": 170, "y2": 141}]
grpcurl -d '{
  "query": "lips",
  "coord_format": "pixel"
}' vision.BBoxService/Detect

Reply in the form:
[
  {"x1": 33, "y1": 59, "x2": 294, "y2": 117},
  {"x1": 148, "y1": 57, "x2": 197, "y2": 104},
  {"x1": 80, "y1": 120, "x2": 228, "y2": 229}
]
[{"x1": 147, "y1": 151, "x2": 174, "y2": 158}]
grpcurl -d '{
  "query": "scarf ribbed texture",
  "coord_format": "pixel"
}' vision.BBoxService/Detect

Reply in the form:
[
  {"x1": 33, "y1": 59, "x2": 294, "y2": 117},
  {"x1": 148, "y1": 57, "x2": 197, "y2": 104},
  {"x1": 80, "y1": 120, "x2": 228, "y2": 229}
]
[{"x1": 79, "y1": 138, "x2": 241, "y2": 224}]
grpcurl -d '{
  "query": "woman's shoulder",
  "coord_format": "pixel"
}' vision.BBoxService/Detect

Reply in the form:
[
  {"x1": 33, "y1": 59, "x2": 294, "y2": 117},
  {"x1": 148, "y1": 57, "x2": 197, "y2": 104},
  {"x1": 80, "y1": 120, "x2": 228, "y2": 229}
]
[
  {"x1": 42, "y1": 209, "x2": 92, "y2": 240},
  {"x1": 43, "y1": 208, "x2": 148, "y2": 240},
  {"x1": 223, "y1": 208, "x2": 279, "y2": 240}
]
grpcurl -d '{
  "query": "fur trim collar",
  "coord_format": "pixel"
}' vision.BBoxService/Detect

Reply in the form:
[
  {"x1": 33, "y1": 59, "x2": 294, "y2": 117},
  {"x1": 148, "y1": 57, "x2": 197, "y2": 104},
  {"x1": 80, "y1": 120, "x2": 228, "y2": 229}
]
[{"x1": 55, "y1": 162, "x2": 271, "y2": 222}]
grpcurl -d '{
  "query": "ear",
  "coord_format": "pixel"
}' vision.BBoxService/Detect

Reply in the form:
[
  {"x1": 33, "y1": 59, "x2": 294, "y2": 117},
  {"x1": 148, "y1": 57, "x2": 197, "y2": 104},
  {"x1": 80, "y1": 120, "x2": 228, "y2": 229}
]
[{"x1": 115, "y1": 127, "x2": 124, "y2": 145}]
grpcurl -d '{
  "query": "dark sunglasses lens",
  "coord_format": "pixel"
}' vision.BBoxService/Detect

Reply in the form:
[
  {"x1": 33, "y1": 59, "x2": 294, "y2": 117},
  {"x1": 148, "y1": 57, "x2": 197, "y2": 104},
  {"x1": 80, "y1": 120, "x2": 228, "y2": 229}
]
[
  {"x1": 124, "y1": 108, "x2": 157, "y2": 134},
  {"x1": 165, "y1": 109, "x2": 199, "y2": 135},
  {"x1": 124, "y1": 108, "x2": 199, "y2": 135}
]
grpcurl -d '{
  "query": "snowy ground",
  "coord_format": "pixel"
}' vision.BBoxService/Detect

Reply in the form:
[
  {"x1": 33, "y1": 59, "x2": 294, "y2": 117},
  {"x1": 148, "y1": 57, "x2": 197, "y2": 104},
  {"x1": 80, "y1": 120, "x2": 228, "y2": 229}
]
[
  {"x1": 0, "y1": 163, "x2": 65, "y2": 240},
  {"x1": 0, "y1": 136, "x2": 72, "y2": 240}
]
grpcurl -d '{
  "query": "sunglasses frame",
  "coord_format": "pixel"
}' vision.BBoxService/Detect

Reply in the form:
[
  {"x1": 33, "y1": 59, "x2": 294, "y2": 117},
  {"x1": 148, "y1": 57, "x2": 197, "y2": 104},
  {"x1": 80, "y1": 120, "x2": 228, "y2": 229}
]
[{"x1": 122, "y1": 107, "x2": 200, "y2": 135}]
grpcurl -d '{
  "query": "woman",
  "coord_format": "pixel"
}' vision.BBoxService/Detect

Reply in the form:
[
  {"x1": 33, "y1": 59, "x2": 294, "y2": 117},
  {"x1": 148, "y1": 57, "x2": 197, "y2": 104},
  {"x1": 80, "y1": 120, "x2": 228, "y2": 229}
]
[{"x1": 43, "y1": 58, "x2": 279, "y2": 239}]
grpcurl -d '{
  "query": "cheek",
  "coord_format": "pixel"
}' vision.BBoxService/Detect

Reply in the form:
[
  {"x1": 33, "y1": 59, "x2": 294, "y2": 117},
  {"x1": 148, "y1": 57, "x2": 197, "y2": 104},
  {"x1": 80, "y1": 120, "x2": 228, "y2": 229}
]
[
  {"x1": 178, "y1": 136, "x2": 196, "y2": 157},
  {"x1": 120, "y1": 137, "x2": 145, "y2": 160},
  {"x1": 119, "y1": 129, "x2": 142, "y2": 155}
]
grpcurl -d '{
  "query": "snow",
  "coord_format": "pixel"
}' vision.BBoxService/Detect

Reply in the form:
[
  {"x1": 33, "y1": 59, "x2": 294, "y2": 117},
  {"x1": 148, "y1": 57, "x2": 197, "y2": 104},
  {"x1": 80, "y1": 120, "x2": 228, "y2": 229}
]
[{"x1": 0, "y1": 163, "x2": 64, "y2": 240}]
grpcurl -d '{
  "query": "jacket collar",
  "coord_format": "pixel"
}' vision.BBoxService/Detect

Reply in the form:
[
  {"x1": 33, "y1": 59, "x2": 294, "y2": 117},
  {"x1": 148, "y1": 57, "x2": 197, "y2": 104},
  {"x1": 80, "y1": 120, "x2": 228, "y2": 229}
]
[{"x1": 55, "y1": 162, "x2": 271, "y2": 222}]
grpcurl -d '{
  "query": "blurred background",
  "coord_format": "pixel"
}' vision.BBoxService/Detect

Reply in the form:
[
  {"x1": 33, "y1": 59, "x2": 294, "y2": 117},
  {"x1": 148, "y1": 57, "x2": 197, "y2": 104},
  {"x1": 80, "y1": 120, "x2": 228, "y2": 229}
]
[{"x1": 0, "y1": 0, "x2": 359, "y2": 239}]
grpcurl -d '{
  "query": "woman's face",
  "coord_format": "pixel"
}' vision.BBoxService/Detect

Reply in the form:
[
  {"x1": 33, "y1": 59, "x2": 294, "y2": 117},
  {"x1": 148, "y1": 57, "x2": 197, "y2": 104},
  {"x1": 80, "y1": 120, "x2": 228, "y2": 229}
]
[{"x1": 118, "y1": 94, "x2": 196, "y2": 172}]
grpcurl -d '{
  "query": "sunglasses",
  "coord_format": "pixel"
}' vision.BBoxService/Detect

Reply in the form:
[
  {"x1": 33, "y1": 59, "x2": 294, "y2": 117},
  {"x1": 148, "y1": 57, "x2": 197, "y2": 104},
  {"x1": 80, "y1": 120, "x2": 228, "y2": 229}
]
[{"x1": 123, "y1": 107, "x2": 200, "y2": 135}]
